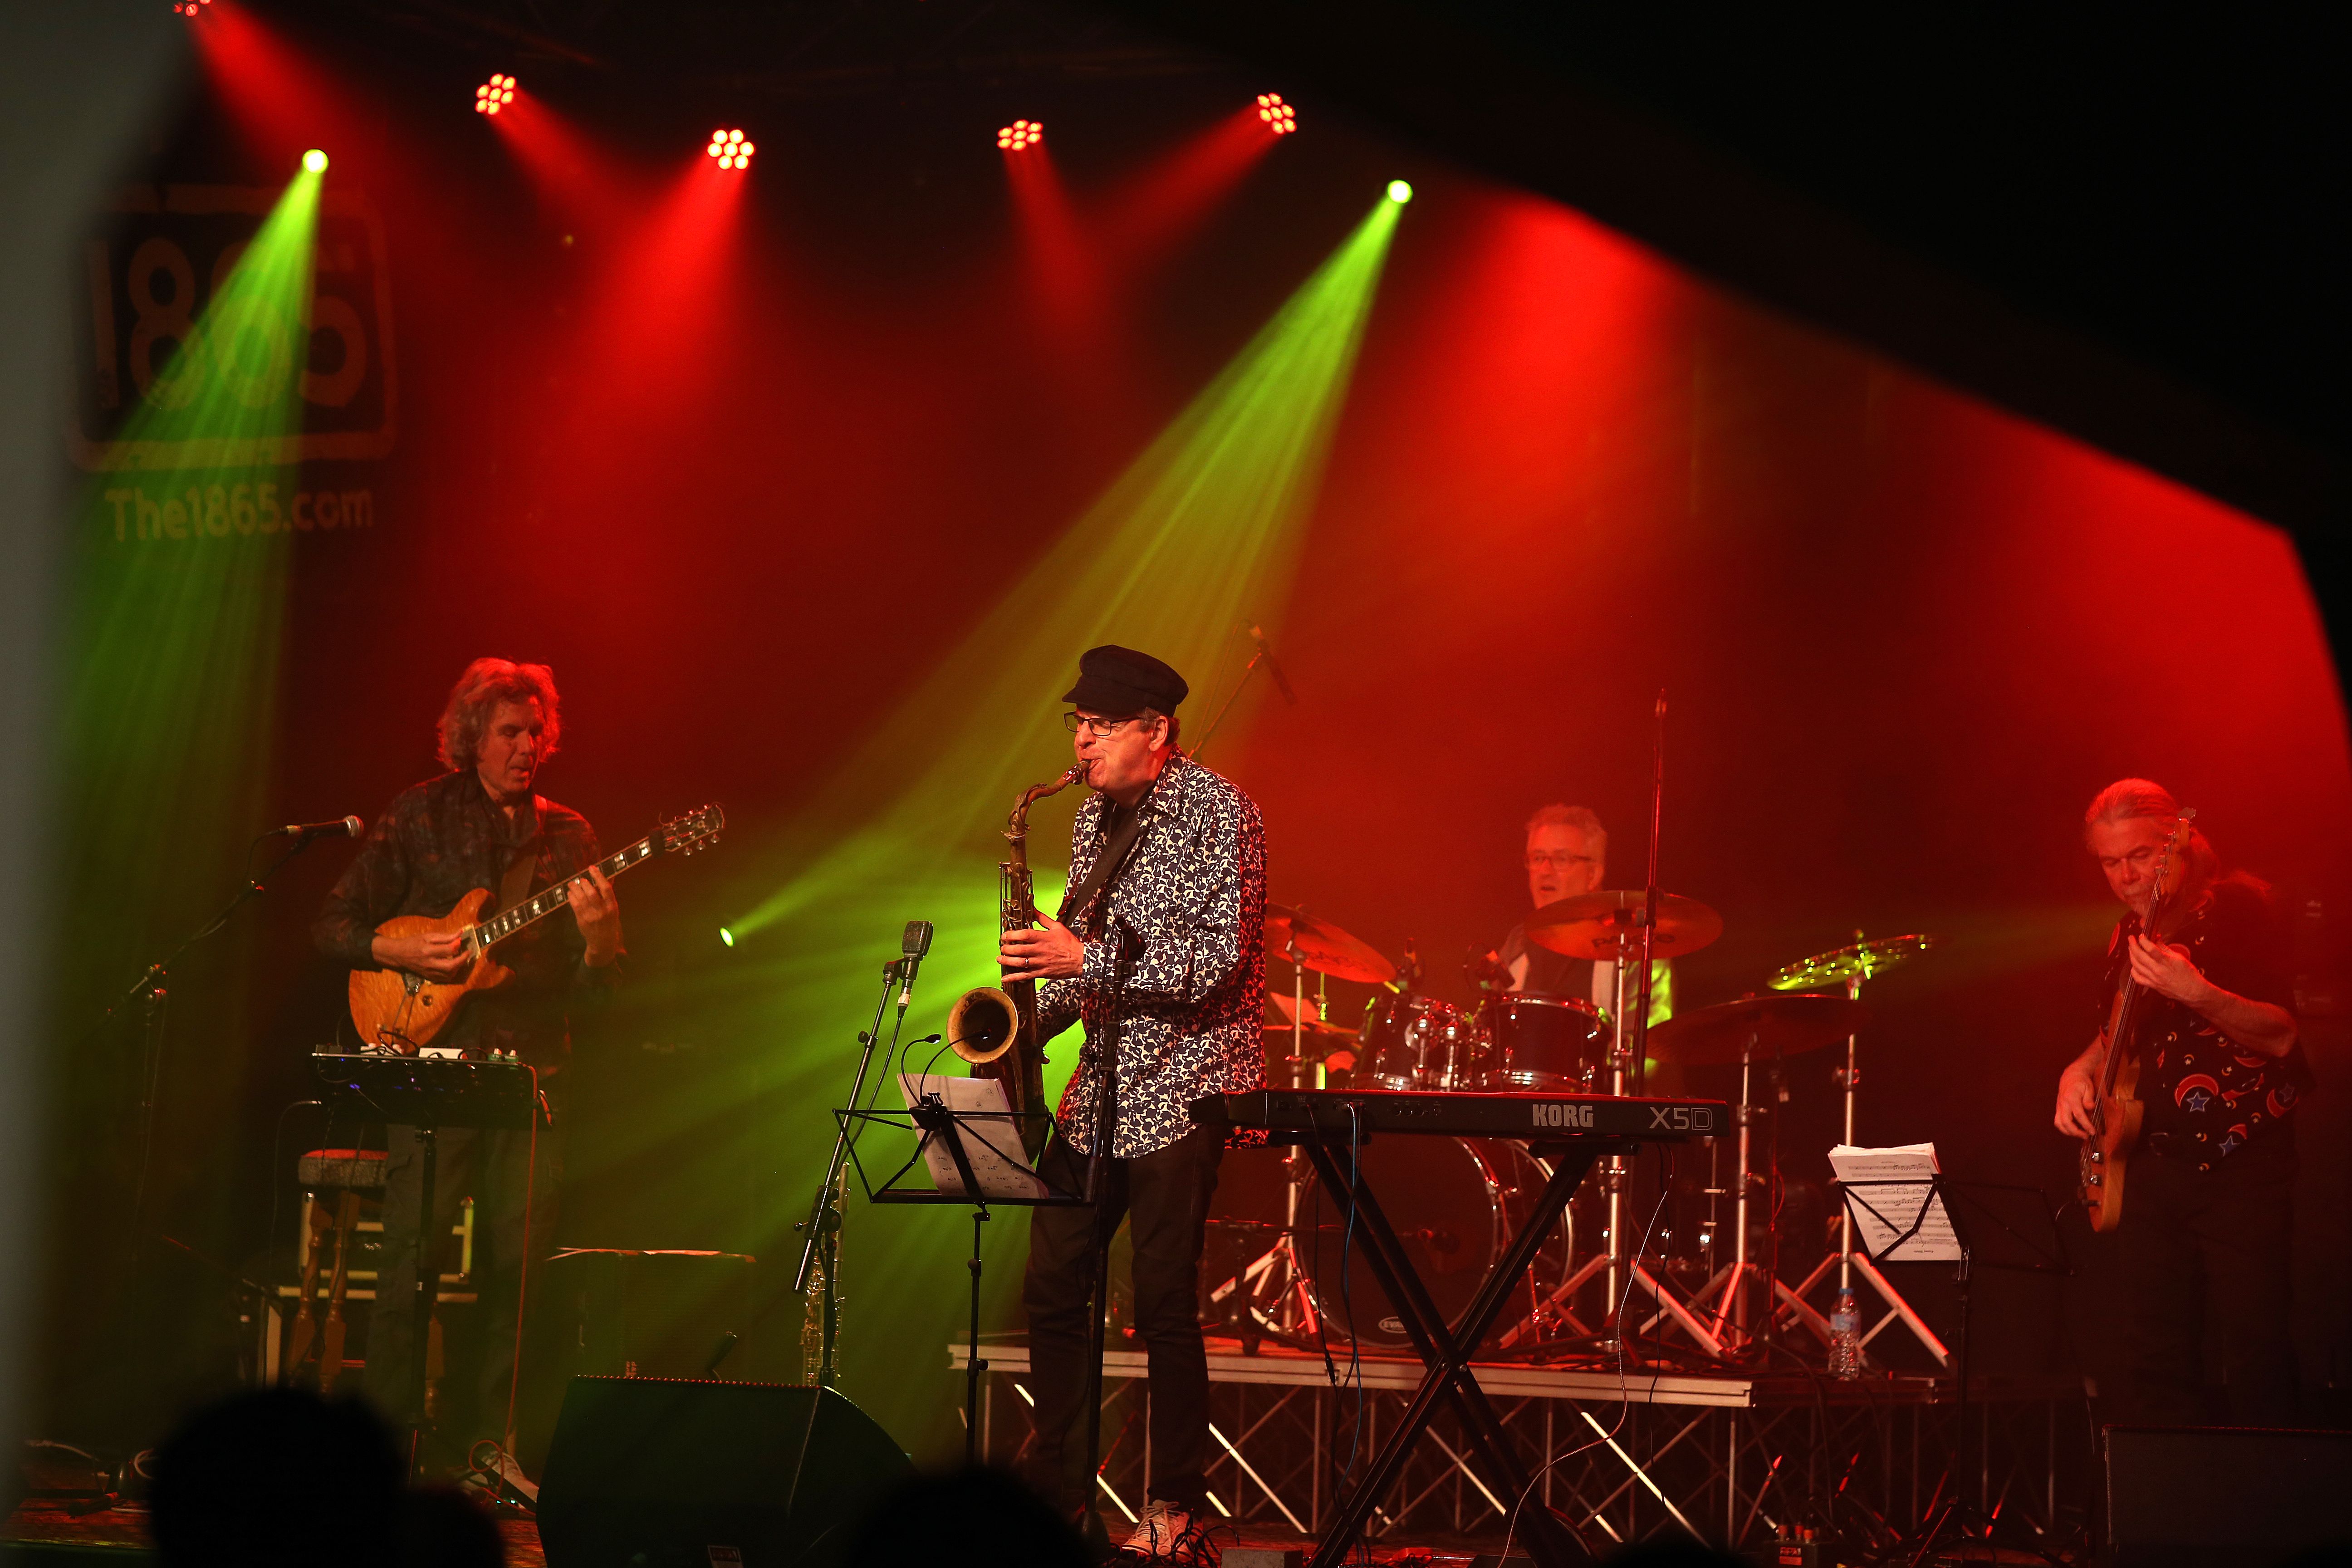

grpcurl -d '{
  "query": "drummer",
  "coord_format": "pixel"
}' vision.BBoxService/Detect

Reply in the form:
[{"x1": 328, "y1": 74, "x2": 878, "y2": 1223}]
[{"x1": 1491, "y1": 804, "x2": 1673, "y2": 1027}]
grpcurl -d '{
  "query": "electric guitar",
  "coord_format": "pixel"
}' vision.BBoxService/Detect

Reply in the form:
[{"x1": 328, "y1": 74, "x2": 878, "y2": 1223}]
[
  {"x1": 2077, "y1": 809, "x2": 2193, "y2": 1232},
  {"x1": 348, "y1": 804, "x2": 724, "y2": 1053}
]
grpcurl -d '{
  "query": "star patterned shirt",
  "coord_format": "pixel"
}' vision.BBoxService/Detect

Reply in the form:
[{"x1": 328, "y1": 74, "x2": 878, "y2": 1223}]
[
  {"x1": 1038, "y1": 753, "x2": 1267, "y2": 1158},
  {"x1": 314, "y1": 769, "x2": 619, "y2": 1065},
  {"x1": 2102, "y1": 877, "x2": 2309, "y2": 1171}
]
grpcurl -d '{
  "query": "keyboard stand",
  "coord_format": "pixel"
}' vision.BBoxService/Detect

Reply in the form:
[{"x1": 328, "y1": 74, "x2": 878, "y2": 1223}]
[{"x1": 1290, "y1": 1131, "x2": 1627, "y2": 1568}]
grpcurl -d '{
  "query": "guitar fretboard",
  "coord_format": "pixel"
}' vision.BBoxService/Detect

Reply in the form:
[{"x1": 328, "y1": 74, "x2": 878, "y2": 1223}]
[{"x1": 470, "y1": 837, "x2": 657, "y2": 950}]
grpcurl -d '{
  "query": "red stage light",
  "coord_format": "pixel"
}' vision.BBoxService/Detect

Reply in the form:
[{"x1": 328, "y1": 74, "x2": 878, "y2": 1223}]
[
  {"x1": 1256, "y1": 94, "x2": 1297, "y2": 135},
  {"x1": 475, "y1": 73, "x2": 517, "y2": 115},
  {"x1": 173, "y1": 0, "x2": 211, "y2": 15},
  {"x1": 705, "y1": 128, "x2": 755, "y2": 169},
  {"x1": 997, "y1": 119, "x2": 1043, "y2": 152}
]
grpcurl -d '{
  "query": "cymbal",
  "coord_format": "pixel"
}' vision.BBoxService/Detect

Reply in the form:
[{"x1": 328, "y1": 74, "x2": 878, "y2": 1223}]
[
  {"x1": 1524, "y1": 890, "x2": 1724, "y2": 961},
  {"x1": 1647, "y1": 993, "x2": 1871, "y2": 1066},
  {"x1": 1770, "y1": 933, "x2": 1944, "y2": 992},
  {"x1": 1264, "y1": 902, "x2": 1397, "y2": 985},
  {"x1": 1268, "y1": 991, "x2": 1333, "y2": 1028}
]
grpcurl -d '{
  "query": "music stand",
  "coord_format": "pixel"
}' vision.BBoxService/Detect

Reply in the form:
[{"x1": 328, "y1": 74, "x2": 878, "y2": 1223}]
[
  {"x1": 1838, "y1": 1174, "x2": 2069, "y2": 1566},
  {"x1": 838, "y1": 1080, "x2": 1086, "y2": 1466},
  {"x1": 312, "y1": 1050, "x2": 543, "y2": 1474}
]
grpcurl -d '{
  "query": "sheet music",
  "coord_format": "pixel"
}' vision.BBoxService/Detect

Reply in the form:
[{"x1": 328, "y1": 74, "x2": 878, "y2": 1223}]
[
  {"x1": 897, "y1": 1074, "x2": 1053, "y2": 1201},
  {"x1": 1830, "y1": 1142, "x2": 1961, "y2": 1262}
]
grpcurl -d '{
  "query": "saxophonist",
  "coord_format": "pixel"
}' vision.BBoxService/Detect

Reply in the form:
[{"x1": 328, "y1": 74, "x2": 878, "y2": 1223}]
[{"x1": 1000, "y1": 645, "x2": 1267, "y2": 1567}]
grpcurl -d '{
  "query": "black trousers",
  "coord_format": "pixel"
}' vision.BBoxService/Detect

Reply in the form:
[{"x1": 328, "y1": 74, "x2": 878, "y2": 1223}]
[
  {"x1": 2116, "y1": 1134, "x2": 2296, "y2": 1426},
  {"x1": 1023, "y1": 1125, "x2": 1224, "y2": 1510},
  {"x1": 365, "y1": 1114, "x2": 559, "y2": 1443}
]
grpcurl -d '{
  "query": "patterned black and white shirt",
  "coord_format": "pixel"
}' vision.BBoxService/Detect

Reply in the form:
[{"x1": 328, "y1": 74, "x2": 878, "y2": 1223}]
[{"x1": 1038, "y1": 752, "x2": 1267, "y2": 1157}]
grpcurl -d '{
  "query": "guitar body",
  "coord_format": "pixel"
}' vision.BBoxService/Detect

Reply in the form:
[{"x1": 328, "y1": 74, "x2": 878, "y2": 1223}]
[
  {"x1": 343, "y1": 804, "x2": 725, "y2": 1053},
  {"x1": 348, "y1": 888, "x2": 514, "y2": 1053},
  {"x1": 2080, "y1": 1035, "x2": 2143, "y2": 1233}
]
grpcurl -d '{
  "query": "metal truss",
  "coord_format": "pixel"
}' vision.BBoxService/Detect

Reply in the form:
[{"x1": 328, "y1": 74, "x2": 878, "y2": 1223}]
[{"x1": 965, "y1": 1350, "x2": 2086, "y2": 1558}]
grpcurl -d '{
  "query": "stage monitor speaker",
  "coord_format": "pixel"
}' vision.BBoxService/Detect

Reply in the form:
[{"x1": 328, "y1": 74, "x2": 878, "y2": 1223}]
[
  {"x1": 2106, "y1": 1424, "x2": 2352, "y2": 1568},
  {"x1": 537, "y1": 1376, "x2": 914, "y2": 1568}
]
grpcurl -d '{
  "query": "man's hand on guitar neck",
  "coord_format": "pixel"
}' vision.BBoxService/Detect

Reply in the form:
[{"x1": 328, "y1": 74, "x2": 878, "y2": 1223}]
[
  {"x1": 2127, "y1": 934, "x2": 2298, "y2": 1058},
  {"x1": 371, "y1": 929, "x2": 473, "y2": 982},
  {"x1": 567, "y1": 865, "x2": 623, "y2": 968}
]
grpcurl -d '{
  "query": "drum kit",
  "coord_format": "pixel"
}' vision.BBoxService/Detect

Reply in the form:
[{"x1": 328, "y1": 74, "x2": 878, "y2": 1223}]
[{"x1": 1209, "y1": 892, "x2": 1948, "y2": 1368}]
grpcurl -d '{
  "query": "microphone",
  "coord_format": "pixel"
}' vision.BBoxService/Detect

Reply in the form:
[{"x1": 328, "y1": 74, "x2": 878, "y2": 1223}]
[
  {"x1": 898, "y1": 919, "x2": 935, "y2": 1009},
  {"x1": 273, "y1": 816, "x2": 363, "y2": 842},
  {"x1": 1247, "y1": 624, "x2": 1298, "y2": 706}
]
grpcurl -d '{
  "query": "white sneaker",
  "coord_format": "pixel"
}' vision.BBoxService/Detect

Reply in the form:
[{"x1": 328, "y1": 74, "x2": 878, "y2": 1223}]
[{"x1": 1115, "y1": 1499, "x2": 1221, "y2": 1566}]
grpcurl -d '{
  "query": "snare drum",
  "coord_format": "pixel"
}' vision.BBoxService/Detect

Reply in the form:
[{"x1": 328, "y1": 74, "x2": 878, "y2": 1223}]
[
  {"x1": 1358, "y1": 995, "x2": 1480, "y2": 1090},
  {"x1": 1478, "y1": 994, "x2": 1608, "y2": 1091}
]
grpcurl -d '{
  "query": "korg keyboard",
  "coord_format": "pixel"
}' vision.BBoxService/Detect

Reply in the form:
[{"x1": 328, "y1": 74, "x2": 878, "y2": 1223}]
[{"x1": 1191, "y1": 1088, "x2": 1726, "y2": 1141}]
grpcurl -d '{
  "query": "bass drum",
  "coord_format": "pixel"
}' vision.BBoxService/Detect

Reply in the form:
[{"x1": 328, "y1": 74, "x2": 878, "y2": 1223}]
[{"x1": 1302, "y1": 1137, "x2": 1571, "y2": 1352}]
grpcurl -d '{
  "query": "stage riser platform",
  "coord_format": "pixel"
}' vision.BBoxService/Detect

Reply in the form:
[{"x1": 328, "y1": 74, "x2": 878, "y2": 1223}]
[{"x1": 953, "y1": 1342, "x2": 2091, "y2": 1553}]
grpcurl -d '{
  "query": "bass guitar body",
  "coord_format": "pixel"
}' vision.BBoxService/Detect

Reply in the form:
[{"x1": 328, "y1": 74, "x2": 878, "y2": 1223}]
[
  {"x1": 2078, "y1": 1031, "x2": 2143, "y2": 1234},
  {"x1": 348, "y1": 888, "x2": 512, "y2": 1054}
]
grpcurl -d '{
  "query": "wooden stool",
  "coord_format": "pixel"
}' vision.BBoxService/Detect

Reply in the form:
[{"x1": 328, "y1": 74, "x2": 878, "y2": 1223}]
[{"x1": 285, "y1": 1147, "x2": 386, "y2": 1394}]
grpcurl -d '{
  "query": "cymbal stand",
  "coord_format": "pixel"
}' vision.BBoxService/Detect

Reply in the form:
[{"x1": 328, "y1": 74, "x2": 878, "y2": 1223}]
[
  {"x1": 1682, "y1": 1034, "x2": 1829, "y2": 1358},
  {"x1": 1779, "y1": 955, "x2": 1952, "y2": 1367},
  {"x1": 1498, "y1": 941, "x2": 1725, "y2": 1359},
  {"x1": 1208, "y1": 939, "x2": 1321, "y2": 1348}
]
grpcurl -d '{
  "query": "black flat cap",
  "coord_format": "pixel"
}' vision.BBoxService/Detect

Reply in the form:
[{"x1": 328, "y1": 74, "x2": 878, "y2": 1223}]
[{"x1": 1063, "y1": 645, "x2": 1188, "y2": 715}]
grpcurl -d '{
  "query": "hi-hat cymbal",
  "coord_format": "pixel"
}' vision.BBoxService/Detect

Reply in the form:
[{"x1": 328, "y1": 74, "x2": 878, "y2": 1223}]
[
  {"x1": 1770, "y1": 933, "x2": 1945, "y2": 992},
  {"x1": 1268, "y1": 991, "x2": 1331, "y2": 1028},
  {"x1": 1647, "y1": 993, "x2": 1871, "y2": 1066},
  {"x1": 1264, "y1": 902, "x2": 1397, "y2": 985},
  {"x1": 1524, "y1": 890, "x2": 1724, "y2": 961}
]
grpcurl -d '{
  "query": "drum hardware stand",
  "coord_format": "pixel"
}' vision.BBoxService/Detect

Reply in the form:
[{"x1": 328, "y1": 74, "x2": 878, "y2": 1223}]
[
  {"x1": 1212, "y1": 932, "x2": 1323, "y2": 1350},
  {"x1": 1779, "y1": 945, "x2": 1952, "y2": 1367},
  {"x1": 1681, "y1": 1032, "x2": 1822, "y2": 1358}
]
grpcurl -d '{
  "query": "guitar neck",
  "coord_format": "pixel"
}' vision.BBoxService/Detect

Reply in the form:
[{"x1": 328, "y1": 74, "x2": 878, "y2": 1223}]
[{"x1": 470, "y1": 835, "x2": 657, "y2": 949}]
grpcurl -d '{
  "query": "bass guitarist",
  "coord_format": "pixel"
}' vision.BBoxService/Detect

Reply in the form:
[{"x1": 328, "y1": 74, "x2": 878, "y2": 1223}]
[
  {"x1": 313, "y1": 657, "x2": 622, "y2": 1465},
  {"x1": 2053, "y1": 778, "x2": 2306, "y2": 1424}
]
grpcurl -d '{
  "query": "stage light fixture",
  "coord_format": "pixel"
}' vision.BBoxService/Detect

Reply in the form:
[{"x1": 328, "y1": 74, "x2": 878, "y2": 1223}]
[
  {"x1": 706, "y1": 128, "x2": 755, "y2": 169},
  {"x1": 1387, "y1": 179, "x2": 1413, "y2": 204},
  {"x1": 172, "y1": 0, "x2": 211, "y2": 15},
  {"x1": 1256, "y1": 93, "x2": 1297, "y2": 135},
  {"x1": 475, "y1": 73, "x2": 517, "y2": 115},
  {"x1": 719, "y1": 926, "x2": 736, "y2": 948},
  {"x1": 997, "y1": 119, "x2": 1043, "y2": 151},
  {"x1": 303, "y1": 149, "x2": 329, "y2": 174}
]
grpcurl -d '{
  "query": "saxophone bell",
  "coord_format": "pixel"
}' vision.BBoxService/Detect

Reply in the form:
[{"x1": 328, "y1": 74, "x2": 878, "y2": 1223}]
[{"x1": 948, "y1": 987, "x2": 1019, "y2": 1064}]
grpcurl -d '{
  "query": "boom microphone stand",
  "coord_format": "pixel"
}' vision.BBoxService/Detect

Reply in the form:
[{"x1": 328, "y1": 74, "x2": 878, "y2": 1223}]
[{"x1": 797, "y1": 922, "x2": 930, "y2": 1387}]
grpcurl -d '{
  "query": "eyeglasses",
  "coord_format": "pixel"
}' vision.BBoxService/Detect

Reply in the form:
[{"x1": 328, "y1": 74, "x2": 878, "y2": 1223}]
[
  {"x1": 1525, "y1": 851, "x2": 1598, "y2": 870},
  {"x1": 1063, "y1": 711, "x2": 1142, "y2": 738}
]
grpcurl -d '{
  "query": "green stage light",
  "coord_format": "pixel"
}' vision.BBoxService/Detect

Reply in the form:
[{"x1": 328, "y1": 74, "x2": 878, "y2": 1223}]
[
  {"x1": 303, "y1": 149, "x2": 328, "y2": 173},
  {"x1": 719, "y1": 926, "x2": 735, "y2": 948},
  {"x1": 1387, "y1": 178, "x2": 1413, "y2": 204}
]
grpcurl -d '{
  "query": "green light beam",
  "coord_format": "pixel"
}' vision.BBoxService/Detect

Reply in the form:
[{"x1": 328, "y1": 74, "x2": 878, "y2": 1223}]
[{"x1": 638, "y1": 195, "x2": 1403, "y2": 1458}]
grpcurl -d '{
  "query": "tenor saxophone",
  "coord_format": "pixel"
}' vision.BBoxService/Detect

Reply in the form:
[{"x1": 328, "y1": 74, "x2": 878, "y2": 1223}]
[{"x1": 949, "y1": 761, "x2": 1088, "y2": 1157}]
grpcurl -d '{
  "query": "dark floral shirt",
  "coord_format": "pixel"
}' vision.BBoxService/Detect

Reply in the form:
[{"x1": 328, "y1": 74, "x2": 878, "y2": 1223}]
[
  {"x1": 2103, "y1": 878, "x2": 2309, "y2": 1170},
  {"x1": 314, "y1": 770, "x2": 617, "y2": 1064},
  {"x1": 1039, "y1": 753, "x2": 1267, "y2": 1157}
]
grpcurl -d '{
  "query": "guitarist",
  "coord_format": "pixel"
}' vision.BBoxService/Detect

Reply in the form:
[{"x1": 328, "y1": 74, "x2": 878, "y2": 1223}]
[
  {"x1": 2052, "y1": 778, "x2": 2307, "y2": 1425},
  {"x1": 313, "y1": 657, "x2": 622, "y2": 1462}
]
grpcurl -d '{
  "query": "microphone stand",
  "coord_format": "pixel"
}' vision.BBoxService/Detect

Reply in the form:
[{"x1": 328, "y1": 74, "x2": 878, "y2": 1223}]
[
  {"x1": 106, "y1": 831, "x2": 330, "y2": 1235},
  {"x1": 796, "y1": 951, "x2": 913, "y2": 1389}
]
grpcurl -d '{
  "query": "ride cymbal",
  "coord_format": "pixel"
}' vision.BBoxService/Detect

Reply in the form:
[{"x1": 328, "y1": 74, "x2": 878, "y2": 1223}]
[
  {"x1": 1770, "y1": 933, "x2": 1944, "y2": 992},
  {"x1": 1524, "y1": 890, "x2": 1724, "y2": 961},
  {"x1": 1264, "y1": 902, "x2": 1398, "y2": 985},
  {"x1": 1646, "y1": 993, "x2": 1871, "y2": 1065}
]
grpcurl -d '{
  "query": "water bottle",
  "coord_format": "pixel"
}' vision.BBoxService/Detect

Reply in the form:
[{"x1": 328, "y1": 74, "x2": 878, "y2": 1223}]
[{"x1": 1829, "y1": 1285, "x2": 1862, "y2": 1379}]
